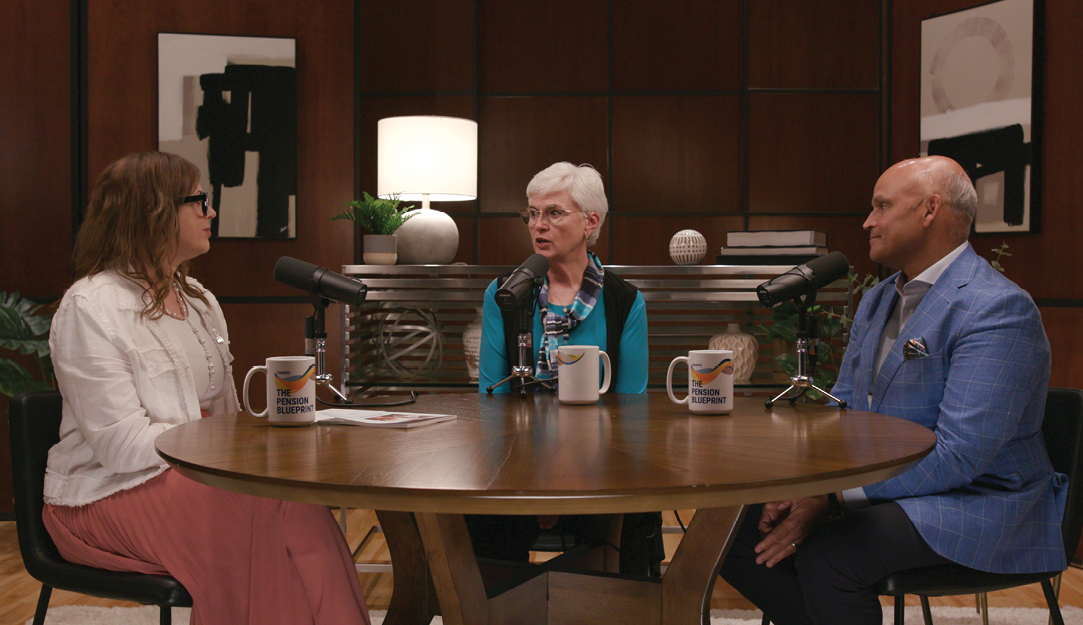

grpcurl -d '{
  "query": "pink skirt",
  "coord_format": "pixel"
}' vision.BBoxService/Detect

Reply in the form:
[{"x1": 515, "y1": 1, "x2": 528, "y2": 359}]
[{"x1": 43, "y1": 469, "x2": 370, "y2": 625}]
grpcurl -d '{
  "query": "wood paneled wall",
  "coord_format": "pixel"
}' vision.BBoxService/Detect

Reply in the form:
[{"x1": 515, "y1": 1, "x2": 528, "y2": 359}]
[
  {"x1": 1, "y1": 1, "x2": 72, "y2": 298},
  {"x1": 0, "y1": 0, "x2": 73, "y2": 519},
  {"x1": 357, "y1": 0, "x2": 885, "y2": 281}
]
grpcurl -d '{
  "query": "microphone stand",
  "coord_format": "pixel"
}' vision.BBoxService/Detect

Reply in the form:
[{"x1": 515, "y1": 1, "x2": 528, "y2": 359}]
[
  {"x1": 486, "y1": 277, "x2": 555, "y2": 397},
  {"x1": 764, "y1": 290, "x2": 847, "y2": 409},
  {"x1": 307, "y1": 296, "x2": 351, "y2": 403},
  {"x1": 306, "y1": 294, "x2": 417, "y2": 408}
]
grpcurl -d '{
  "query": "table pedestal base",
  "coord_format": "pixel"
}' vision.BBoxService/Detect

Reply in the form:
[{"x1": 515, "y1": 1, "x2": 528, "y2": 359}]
[
  {"x1": 377, "y1": 511, "x2": 440, "y2": 624},
  {"x1": 384, "y1": 506, "x2": 746, "y2": 625}
]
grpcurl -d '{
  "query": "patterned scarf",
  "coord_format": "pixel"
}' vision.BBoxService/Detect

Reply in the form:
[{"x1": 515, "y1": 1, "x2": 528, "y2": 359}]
[{"x1": 535, "y1": 252, "x2": 605, "y2": 386}]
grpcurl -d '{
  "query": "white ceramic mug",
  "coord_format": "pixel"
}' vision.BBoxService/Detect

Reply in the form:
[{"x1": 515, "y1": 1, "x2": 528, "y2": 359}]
[
  {"x1": 243, "y1": 356, "x2": 317, "y2": 426},
  {"x1": 557, "y1": 345, "x2": 612, "y2": 404},
  {"x1": 666, "y1": 350, "x2": 734, "y2": 414}
]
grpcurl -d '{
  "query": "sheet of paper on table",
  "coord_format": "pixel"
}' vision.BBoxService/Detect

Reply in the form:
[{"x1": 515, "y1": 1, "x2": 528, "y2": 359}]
[{"x1": 314, "y1": 409, "x2": 457, "y2": 429}]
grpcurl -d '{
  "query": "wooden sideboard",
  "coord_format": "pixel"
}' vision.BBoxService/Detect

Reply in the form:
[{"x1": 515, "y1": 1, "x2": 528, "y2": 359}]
[{"x1": 339, "y1": 264, "x2": 852, "y2": 397}]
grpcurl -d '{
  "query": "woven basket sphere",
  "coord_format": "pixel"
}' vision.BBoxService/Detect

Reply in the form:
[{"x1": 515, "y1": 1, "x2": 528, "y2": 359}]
[{"x1": 669, "y1": 229, "x2": 708, "y2": 265}]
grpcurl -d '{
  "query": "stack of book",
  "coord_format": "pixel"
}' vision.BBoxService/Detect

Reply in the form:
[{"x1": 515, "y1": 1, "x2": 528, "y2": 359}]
[{"x1": 716, "y1": 230, "x2": 828, "y2": 265}]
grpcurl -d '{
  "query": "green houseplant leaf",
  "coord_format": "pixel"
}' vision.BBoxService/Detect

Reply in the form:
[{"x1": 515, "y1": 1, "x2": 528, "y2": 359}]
[
  {"x1": 758, "y1": 302, "x2": 801, "y2": 343},
  {"x1": 0, "y1": 291, "x2": 52, "y2": 357},
  {"x1": 0, "y1": 359, "x2": 54, "y2": 397},
  {"x1": 819, "y1": 315, "x2": 843, "y2": 340},
  {"x1": 774, "y1": 352, "x2": 798, "y2": 377},
  {"x1": 1, "y1": 290, "x2": 56, "y2": 398},
  {"x1": 332, "y1": 192, "x2": 416, "y2": 235}
]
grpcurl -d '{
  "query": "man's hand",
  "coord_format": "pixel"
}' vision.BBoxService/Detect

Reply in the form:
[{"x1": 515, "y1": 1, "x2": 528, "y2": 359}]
[{"x1": 753, "y1": 495, "x2": 829, "y2": 567}]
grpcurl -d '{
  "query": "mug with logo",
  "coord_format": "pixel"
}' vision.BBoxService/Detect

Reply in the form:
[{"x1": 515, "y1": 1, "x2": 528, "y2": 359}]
[
  {"x1": 666, "y1": 349, "x2": 734, "y2": 414},
  {"x1": 243, "y1": 356, "x2": 317, "y2": 426},
  {"x1": 556, "y1": 345, "x2": 612, "y2": 404}
]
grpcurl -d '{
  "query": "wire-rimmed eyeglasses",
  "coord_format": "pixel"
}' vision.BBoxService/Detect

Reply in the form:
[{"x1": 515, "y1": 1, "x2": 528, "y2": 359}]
[{"x1": 519, "y1": 206, "x2": 582, "y2": 226}]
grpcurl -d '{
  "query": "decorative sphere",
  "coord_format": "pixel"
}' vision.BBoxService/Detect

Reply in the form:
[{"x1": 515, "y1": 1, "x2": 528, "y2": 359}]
[
  {"x1": 395, "y1": 208, "x2": 460, "y2": 264},
  {"x1": 669, "y1": 229, "x2": 708, "y2": 265}
]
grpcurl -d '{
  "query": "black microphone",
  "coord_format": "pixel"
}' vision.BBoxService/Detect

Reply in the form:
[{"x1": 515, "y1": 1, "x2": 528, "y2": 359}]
[
  {"x1": 273, "y1": 257, "x2": 368, "y2": 306},
  {"x1": 756, "y1": 251, "x2": 849, "y2": 308},
  {"x1": 495, "y1": 254, "x2": 549, "y2": 311}
]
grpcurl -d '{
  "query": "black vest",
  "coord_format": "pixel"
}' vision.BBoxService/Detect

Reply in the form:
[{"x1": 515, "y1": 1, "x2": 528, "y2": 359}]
[{"x1": 499, "y1": 269, "x2": 639, "y2": 392}]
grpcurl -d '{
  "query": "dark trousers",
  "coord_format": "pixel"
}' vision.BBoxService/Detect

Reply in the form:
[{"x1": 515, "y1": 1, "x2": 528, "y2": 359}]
[
  {"x1": 465, "y1": 512, "x2": 664, "y2": 576},
  {"x1": 719, "y1": 502, "x2": 952, "y2": 625}
]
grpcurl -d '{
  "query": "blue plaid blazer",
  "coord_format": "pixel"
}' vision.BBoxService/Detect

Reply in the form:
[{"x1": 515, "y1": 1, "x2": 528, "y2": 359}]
[{"x1": 831, "y1": 244, "x2": 1067, "y2": 574}]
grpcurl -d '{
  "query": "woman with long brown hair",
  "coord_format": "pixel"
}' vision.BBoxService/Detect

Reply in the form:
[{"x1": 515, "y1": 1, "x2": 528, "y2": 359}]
[{"x1": 43, "y1": 152, "x2": 371, "y2": 624}]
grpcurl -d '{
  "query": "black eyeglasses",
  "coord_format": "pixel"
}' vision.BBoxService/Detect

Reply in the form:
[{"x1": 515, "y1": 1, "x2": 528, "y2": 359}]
[{"x1": 180, "y1": 192, "x2": 210, "y2": 216}]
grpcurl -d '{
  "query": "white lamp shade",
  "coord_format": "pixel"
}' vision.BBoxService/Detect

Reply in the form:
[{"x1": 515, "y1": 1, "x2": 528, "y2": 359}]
[{"x1": 377, "y1": 116, "x2": 477, "y2": 202}]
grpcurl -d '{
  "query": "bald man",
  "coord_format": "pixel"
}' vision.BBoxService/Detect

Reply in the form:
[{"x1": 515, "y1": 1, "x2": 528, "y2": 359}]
[{"x1": 720, "y1": 157, "x2": 1066, "y2": 625}]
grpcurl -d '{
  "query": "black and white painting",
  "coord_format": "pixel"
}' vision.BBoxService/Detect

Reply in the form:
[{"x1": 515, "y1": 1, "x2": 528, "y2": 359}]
[
  {"x1": 920, "y1": 0, "x2": 1042, "y2": 233},
  {"x1": 158, "y1": 33, "x2": 297, "y2": 238}
]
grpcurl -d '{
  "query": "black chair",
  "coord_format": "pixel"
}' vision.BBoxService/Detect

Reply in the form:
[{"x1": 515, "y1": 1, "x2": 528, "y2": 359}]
[
  {"x1": 877, "y1": 387, "x2": 1083, "y2": 625},
  {"x1": 10, "y1": 391, "x2": 193, "y2": 625}
]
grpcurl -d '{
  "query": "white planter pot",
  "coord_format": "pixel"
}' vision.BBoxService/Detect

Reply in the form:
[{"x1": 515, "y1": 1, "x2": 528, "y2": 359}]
[{"x1": 363, "y1": 234, "x2": 397, "y2": 265}]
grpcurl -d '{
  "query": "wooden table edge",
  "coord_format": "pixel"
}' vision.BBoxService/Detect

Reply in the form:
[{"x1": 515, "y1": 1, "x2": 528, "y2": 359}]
[{"x1": 160, "y1": 455, "x2": 928, "y2": 515}]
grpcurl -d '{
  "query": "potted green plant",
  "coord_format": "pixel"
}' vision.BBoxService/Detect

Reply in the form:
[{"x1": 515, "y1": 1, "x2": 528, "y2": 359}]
[
  {"x1": 332, "y1": 192, "x2": 416, "y2": 265},
  {"x1": 1, "y1": 291, "x2": 55, "y2": 400}
]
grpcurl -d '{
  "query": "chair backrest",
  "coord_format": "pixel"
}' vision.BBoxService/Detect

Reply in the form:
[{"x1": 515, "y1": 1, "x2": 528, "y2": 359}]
[
  {"x1": 8, "y1": 391, "x2": 66, "y2": 581},
  {"x1": 1040, "y1": 388, "x2": 1083, "y2": 559}
]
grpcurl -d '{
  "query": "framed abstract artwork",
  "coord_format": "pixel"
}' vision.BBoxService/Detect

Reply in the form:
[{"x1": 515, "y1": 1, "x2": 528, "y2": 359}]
[
  {"x1": 158, "y1": 33, "x2": 298, "y2": 239},
  {"x1": 920, "y1": 0, "x2": 1043, "y2": 233}
]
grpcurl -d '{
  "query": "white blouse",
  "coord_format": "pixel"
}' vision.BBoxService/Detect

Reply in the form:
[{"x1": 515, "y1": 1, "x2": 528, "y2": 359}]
[{"x1": 162, "y1": 310, "x2": 227, "y2": 410}]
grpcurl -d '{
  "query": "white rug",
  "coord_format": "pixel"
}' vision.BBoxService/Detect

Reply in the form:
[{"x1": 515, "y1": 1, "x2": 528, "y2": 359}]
[{"x1": 23, "y1": 605, "x2": 1083, "y2": 624}]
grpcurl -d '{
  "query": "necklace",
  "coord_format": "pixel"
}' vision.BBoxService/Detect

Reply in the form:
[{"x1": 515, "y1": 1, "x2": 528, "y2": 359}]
[
  {"x1": 163, "y1": 288, "x2": 187, "y2": 321},
  {"x1": 171, "y1": 282, "x2": 217, "y2": 392}
]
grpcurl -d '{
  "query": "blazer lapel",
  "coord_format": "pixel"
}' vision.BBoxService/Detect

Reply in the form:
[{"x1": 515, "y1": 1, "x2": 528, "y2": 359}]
[
  {"x1": 865, "y1": 286, "x2": 899, "y2": 413},
  {"x1": 856, "y1": 281, "x2": 899, "y2": 412},
  {"x1": 869, "y1": 245, "x2": 980, "y2": 411}
]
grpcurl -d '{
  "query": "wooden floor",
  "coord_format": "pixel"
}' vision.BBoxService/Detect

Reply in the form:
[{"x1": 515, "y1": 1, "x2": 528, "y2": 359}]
[{"x1": 3, "y1": 510, "x2": 1081, "y2": 624}]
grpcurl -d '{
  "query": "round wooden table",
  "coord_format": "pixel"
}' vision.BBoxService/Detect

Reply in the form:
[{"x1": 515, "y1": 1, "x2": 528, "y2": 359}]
[{"x1": 156, "y1": 393, "x2": 935, "y2": 625}]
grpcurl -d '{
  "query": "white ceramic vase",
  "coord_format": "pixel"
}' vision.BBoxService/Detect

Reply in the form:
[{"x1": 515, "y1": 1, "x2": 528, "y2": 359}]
[
  {"x1": 709, "y1": 323, "x2": 760, "y2": 385},
  {"x1": 462, "y1": 308, "x2": 484, "y2": 381}
]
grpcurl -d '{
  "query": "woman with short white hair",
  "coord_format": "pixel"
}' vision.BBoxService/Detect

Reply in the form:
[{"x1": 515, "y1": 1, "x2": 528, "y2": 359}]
[
  {"x1": 525, "y1": 161, "x2": 610, "y2": 246},
  {"x1": 478, "y1": 161, "x2": 647, "y2": 394},
  {"x1": 473, "y1": 162, "x2": 657, "y2": 575}
]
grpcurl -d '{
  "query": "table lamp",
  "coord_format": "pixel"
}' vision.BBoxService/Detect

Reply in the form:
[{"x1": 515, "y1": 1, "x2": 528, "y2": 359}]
[{"x1": 377, "y1": 115, "x2": 478, "y2": 209}]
